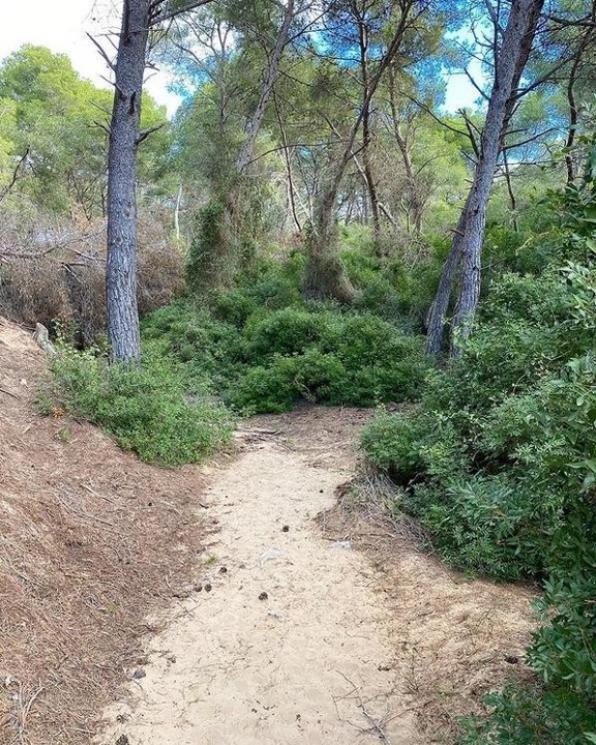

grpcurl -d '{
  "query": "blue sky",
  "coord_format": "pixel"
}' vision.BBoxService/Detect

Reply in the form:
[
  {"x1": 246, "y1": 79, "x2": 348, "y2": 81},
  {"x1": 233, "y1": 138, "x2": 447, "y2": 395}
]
[{"x1": 1, "y1": 0, "x2": 480, "y2": 117}]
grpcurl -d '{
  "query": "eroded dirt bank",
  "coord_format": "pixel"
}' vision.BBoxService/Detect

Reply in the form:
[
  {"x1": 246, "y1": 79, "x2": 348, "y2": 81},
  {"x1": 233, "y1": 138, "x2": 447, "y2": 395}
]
[{"x1": 0, "y1": 319, "x2": 208, "y2": 745}]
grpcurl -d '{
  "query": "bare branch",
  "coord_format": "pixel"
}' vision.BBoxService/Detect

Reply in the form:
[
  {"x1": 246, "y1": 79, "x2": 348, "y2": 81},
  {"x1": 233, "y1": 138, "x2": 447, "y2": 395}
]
[
  {"x1": 86, "y1": 32, "x2": 116, "y2": 71},
  {"x1": 149, "y1": 0, "x2": 215, "y2": 27},
  {"x1": 0, "y1": 149, "x2": 30, "y2": 204},
  {"x1": 136, "y1": 123, "x2": 165, "y2": 145}
]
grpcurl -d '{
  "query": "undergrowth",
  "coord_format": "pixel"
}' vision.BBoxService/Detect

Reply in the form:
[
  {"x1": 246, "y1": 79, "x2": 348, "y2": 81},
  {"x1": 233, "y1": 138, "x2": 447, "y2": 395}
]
[
  {"x1": 143, "y1": 252, "x2": 432, "y2": 414},
  {"x1": 39, "y1": 346, "x2": 232, "y2": 465},
  {"x1": 362, "y1": 175, "x2": 596, "y2": 742}
]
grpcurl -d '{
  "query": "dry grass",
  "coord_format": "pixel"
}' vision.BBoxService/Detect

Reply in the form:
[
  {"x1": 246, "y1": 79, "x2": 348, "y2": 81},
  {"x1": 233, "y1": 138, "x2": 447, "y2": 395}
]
[
  {"x1": 0, "y1": 319, "x2": 209, "y2": 745},
  {"x1": 0, "y1": 210, "x2": 185, "y2": 345}
]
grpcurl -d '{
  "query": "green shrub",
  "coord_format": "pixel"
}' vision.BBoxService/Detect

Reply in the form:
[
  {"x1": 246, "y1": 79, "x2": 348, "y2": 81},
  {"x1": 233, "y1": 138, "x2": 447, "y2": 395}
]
[
  {"x1": 187, "y1": 198, "x2": 228, "y2": 290},
  {"x1": 362, "y1": 173, "x2": 596, "y2": 740},
  {"x1": 459, "y1": 682, "x2": 596, "y2": 745},
  {"x1": 228, "y1": 349, "x2": 347, "y2": 414},
  {"x1": 360, "y1": 408, "x2": 428, "y2": 481},
  {"x1": 245, "y1": 307, "x2": 323, "y2": 358},
  {"x1": 146, "y1": 294, "x2": 429, "y2": 414},
  {"x1": 43, "y1": 345, "x2": 232, "y2": 465}
]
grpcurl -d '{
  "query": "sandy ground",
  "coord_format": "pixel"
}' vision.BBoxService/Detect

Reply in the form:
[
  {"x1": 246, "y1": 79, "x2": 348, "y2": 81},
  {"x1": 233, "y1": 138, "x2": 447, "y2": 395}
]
[
  {"x1": 100, "y1": 407, "x2": 536, "y2": 745},
  {"x1": 101, "y1": 434, "x2": 422, "y2": 744},
  {"x1": 0, "y1": 319, "x2": 536, "y2": 744}
]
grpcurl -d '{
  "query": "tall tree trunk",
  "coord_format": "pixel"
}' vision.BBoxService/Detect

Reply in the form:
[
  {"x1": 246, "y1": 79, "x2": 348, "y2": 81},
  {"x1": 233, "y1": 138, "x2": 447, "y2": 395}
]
[
  {"x1": 451, "y1": 0, "x2": 544, "y2": 354},
  {"x1": 357, "y1": 9, "x2": 381, "y2": 244},
  {"x1": 106, "y1": 0, "x2": 150, "y2": 362},
  {"x1": 174, "y1": 182, "x2": 183, "y2": 242},
  {"x1": 304, "y1": 0, "x2": 419, "y2": 301},
  {"x1": 425, "y1": 0, "x2": 544, "y2": 356},
  {"x1": 234, "y1": 0, "x2": 295, "y2": 176},
  {"x1": 273, "y1": 90, "x2": 301, "y2": 232}
]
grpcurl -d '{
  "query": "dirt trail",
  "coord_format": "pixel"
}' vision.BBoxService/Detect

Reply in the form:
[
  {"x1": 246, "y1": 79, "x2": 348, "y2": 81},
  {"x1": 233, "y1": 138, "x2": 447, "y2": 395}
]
[
  {"x1": 102, "y1": 415, "x2": 421, "y2": 744},
  {"x1": 0, "y1": 319, "x2": 534, "y2": 744},
  {"x1": 101, "y1": 408, "x2": 536, "y2": 745}
]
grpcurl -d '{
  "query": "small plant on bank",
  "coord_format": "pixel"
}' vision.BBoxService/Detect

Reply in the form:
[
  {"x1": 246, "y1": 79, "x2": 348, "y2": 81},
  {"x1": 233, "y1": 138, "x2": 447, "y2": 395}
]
[{"x1": 41, "y1": 344, "x2": 232, "y2": 466}]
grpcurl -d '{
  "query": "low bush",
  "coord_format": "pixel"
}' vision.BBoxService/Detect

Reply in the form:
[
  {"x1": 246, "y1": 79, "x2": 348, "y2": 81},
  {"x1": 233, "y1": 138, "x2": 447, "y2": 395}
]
[
  {"x1": 41, "y1": 345, "x2": 232, "y2": 465},
  {"x1": 362, "y1": 175, "x2": 596, "y2": 741},
  {"x1": 145, "y1": 296, "x2": 431, "y2": 414},
  {"x1": 459, "y1": 682, "x2": 596, "y2": 745}
]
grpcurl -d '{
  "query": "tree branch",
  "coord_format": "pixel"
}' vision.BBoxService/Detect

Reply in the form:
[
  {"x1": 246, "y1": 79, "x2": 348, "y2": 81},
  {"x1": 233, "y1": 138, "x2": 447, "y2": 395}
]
[
  {"x1": 149, "y1": 0, "x2": 215, "y2": 26},
  {"x1": 0, "y1": 149, "x2": 30, "y2": 204}
]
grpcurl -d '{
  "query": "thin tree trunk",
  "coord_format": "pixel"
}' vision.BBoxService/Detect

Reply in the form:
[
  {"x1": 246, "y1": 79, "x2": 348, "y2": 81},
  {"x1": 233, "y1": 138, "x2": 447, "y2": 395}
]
[
  {"x1": 424, "y1": 206, "x2": 467, "y2": 355},
  {"x1": 503, "y1": 151, "x2": 518, "y2": 231},
  {"x1": 106, "y1": 0, "x2": 150, "y2": 362},
  {"x1": 189, "y1": 0, "x2": 295, "y2": 291},
  {"x1": 174, "y1": 182, "x2": 183, "y2": 241},
  {"x1": 235, "y1": 0, "x2": 294, "y2": 176},
  {"x1": 273, "y1": 90, "x2": 301, "y2": 232},
  {"x1": 357, "y1": 8, "x2": 381, "y2": 243},
  {"x1": 388, "y1": 69, "x2": 422, "y2": 234},
  {"x1": 452, "y1": 0, "x2": 544, "y2": 354},
  {"x1": 564, "y1": 11, "x2": 594, "y2": 184},
  {"x1": 304, "y1": 0, "x2": 419, "y2": 300}
]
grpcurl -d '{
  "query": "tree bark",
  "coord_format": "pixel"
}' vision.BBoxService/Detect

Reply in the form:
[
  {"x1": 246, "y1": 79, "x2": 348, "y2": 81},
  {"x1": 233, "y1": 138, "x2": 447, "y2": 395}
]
[
  {"x1": 105, "y1": 0, "x2": 215, "y2": 359},
  {"x1": 106, "y1": 0, "x2": 150, "y2": 362},
  {"x1": 304, "y1": 0, "x2": 419, "y2": 301},
  {"x1": 451, "y1": 0, "x2": 544, "y2": 354},
  {"x1": 425, "y1": 0, "x2": 545, "y2": 356},
  {"x1": 273, "y1": 90, "x2": 301, "y2": 232},
  {"x1": 502, "y1": 151, "x2": 518, "y2": 231},
  {"x1": 424, "y1": 205, "x2": 467, "y2": 355}
]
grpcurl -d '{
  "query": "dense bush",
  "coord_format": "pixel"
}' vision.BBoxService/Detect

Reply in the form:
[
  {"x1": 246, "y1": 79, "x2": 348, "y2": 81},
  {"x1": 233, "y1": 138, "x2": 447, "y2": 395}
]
[
  {"x1": 459, "y1": 682, "x2": 596, "y2": 745},
  {"x1": 40, "y1": 345, "x2": 232, "y2": 465},
  {"x1": 144, "y1": 293, "x2": 430, "y2": 414},
  {"x1": 362, "y1": 177, "x2": 596, "y2": 741}
]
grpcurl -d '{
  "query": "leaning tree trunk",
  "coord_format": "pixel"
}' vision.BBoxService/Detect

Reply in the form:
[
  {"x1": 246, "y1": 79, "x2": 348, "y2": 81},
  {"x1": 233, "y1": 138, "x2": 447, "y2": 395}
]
[
  {"x1": 425, "y1": 0, "x2": 545, "y2": 356},
  {"x1": 424, "y1": 206, "x2": 468, "y2": 355},
  {"x1": 451, "y1": 0, "x2": 544, "y2": 354},
  {"x1": 304, "y1": 1, "x2": 418, "y2": 301},
  {"x1": 234, "y1": 0, "x2": 294, "y2": 177},
  {"x1": 106, "y1": 0, "x2": 150, "y2": 362},
  {"x1": 190, "y1": 0, "x2": 295, "y2": 291}
]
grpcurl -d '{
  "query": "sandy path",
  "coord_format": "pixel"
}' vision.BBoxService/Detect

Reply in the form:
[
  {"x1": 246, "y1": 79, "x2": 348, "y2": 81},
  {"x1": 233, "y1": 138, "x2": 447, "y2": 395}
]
[{"x1": 102, "y1": 429, "x2": 421, "y2": 744}]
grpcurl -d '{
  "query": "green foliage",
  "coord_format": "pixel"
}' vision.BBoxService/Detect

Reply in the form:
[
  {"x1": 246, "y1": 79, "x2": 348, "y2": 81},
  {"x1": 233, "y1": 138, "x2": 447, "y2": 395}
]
[
  {"x1": 0, "y1": 45, "x2": 170, "y2": 217},
  {"x1": 144, "y1": 262, "x2": 430, "y2": 415},
  {"x1": 43, "y1": 345, "x2": 232, "y2": 465},
  {"x1": 459, "y1": 682, "x2": 596, "y2": 745},
  {"x1": 187, "y1": 199, "x2": 228, "y2": 290},
  {"x1": 362, "y1": 177, "x2": 596, "y2": 740}
]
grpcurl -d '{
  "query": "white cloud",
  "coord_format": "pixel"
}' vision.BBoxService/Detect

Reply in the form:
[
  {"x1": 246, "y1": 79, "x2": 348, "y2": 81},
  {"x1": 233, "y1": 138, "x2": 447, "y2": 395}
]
[{"x1": 0, "y1": 0, "x2": 182, "y2": 116}]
